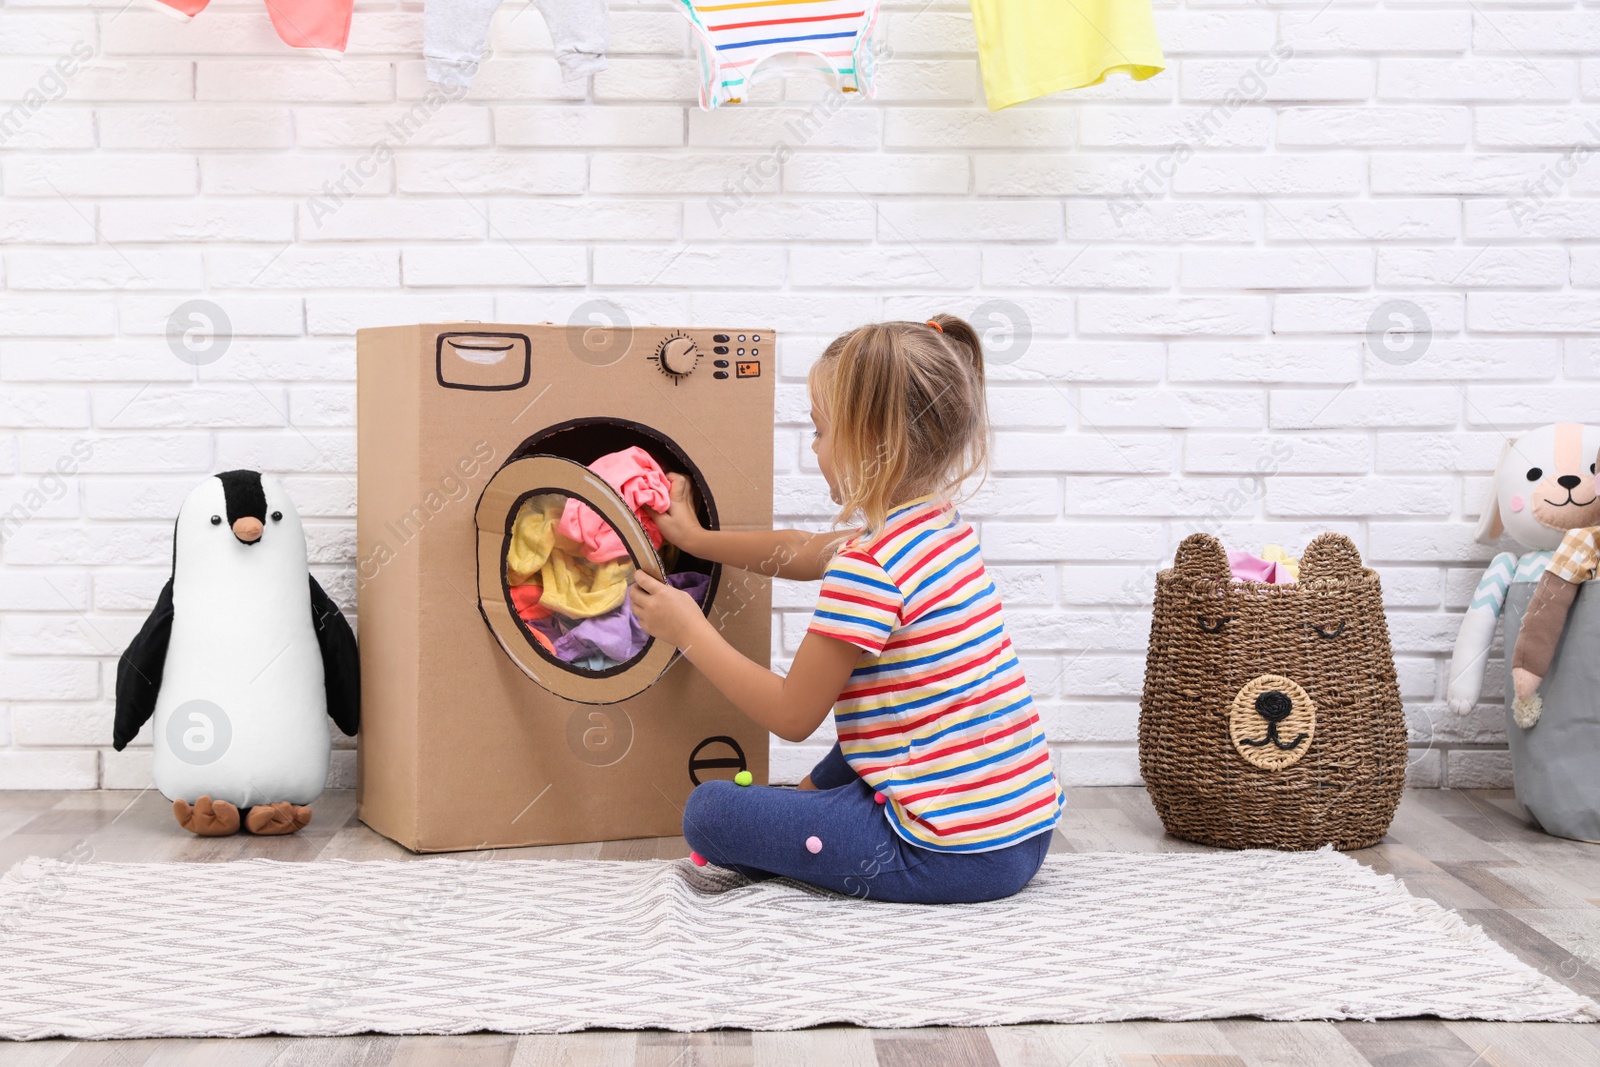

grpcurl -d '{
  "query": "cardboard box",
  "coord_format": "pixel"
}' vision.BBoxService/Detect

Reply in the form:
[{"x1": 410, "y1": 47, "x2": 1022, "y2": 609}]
[{"x1": 356, "y1": 323, "x2": 773, "y2": 852}]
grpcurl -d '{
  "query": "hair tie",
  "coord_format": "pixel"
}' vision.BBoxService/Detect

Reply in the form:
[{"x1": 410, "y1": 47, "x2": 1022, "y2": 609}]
[{"x1": 925, "y1": 320, "x2": 943, "y2": 333}]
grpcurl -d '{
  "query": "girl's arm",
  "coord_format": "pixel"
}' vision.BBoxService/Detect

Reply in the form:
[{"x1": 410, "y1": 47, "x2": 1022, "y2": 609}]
[
  {"x1": 648, "y1": 474, "x2": 849, "y2": 583},
  {"x1": 630, "y1": 570, "x2": 860, "y2": 743}
]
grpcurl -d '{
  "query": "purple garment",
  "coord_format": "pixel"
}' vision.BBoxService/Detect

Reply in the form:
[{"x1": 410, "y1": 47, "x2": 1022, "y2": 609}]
[
  {"x1": 525, "y1": 614, "x2": 568, "y2": 647},
  {"x1": 544, "y1": 571, "x2": 711, "y2": 666},
  {"x1": 665, "y1": 568, "x2": 711, "y2": 605}
]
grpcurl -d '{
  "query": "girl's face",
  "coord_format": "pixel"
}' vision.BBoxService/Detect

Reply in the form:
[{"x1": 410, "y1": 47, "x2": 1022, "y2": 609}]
[{"x1": 810, "y1": 401, "x2": 841, "y2": 505}]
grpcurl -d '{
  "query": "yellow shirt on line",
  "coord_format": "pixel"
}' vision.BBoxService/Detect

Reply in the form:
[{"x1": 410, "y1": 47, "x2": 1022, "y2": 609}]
[{"x1": 969, "y1": 0, "x2": 1165, "y2": 110}]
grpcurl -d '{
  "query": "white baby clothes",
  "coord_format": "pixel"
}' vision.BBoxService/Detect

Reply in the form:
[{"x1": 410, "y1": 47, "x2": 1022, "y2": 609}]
[
  {"x1": 425, "y1": 0, "x2": 609, "y2": 87},
  {"x1": 673, "y1": 0, "x2": 882, "y2": 109}
]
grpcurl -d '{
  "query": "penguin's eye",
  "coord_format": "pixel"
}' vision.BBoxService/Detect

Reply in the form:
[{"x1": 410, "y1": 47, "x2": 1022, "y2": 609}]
[
  {"x1": 1592, "y1": 463, "x2": 1596, "y2": 475},
  {"x1": 271, "y1": 511, "x2": 283, "y2": 522},
  {"x1": 210, "y1": 515, "x2": 222, "y2": 525},
  {"x1": 1527, "y1": 467, "x2": 1544, "y2": 482}
]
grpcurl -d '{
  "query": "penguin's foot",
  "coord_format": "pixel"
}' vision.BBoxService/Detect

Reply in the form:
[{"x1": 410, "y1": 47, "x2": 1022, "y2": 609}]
[
  {"x1": 245, "y1": 802, "x2": 313, "y2": 836},
  {"x1": 173, "y1": 796, "x2": 241, "y2": 836}
]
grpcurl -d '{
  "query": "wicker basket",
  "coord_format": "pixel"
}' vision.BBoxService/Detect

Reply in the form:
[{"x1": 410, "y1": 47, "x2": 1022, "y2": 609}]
[{"x1": 1138, "y1": 532, "x2": 1407, "y2": 851}]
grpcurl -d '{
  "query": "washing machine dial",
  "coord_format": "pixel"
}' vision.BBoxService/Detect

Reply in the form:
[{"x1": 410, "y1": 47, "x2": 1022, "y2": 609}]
[{"x1": 655, "y1": 335, "x2": 701, "y2": 379}]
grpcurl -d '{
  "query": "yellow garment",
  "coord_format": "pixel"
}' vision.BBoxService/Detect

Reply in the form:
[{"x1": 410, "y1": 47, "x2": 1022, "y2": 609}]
[
  {"x1": 969, "y1": 0, "x2": 1165, "y2": 111},
  {"x1": 1260, "y1": 544, "x2": 1301, "y2": 581},
  {"x1": 539, "y1": 548, "x2": 633, "y2": 618},
  {"x1": 505, "y1": 493, "x2": 634, "y2": 618},
  {"x1": 506, "y1": 496, "x2": 563, "y2": 585}
]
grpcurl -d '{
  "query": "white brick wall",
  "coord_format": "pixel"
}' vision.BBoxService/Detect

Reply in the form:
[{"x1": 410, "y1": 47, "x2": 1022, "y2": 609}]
[{"x1": 4, "y1": 0, "x2": 1595, "y2": 793}]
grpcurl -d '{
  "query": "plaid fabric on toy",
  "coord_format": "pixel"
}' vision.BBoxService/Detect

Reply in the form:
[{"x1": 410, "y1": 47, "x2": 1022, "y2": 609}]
[{"x1": 1547, "y1": 527, "x2": 1600, "y2": 584}]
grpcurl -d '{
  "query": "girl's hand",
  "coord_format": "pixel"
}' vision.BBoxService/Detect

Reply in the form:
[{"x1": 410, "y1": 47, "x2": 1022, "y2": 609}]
[
  {"x1": 630, "y1": 570, "x2": 707, "y2": 649},
  {"x1": 645, "y1": 472, "x2": 703, "y2": 549}
]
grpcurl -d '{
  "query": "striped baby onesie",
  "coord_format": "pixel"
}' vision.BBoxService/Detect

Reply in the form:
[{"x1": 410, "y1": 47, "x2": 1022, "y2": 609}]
[
  {"x1": 808, "y1": 496, "x2": 1064, "y2": 853},
  {"x1": 673, "y1": 0, "x2": 882, "y2": 109}
]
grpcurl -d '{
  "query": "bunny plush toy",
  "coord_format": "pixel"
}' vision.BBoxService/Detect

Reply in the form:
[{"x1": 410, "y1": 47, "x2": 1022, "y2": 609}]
[{"x1": 1448, "y1": 422, "x2": 1600, "y2": 840}]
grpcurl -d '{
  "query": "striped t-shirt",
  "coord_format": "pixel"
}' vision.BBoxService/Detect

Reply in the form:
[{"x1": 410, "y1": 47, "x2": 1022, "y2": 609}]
[
  {"x1": 808, "y1": 496, "x2": 1063, "y2": 853},
  {"x1": 675, "y1": 0, "x2": 882, "y2": 109}
]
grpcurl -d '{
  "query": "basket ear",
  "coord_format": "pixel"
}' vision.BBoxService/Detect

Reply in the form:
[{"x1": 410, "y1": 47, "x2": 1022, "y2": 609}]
[
  {"x1": 1172, "y1": 533, "x2": 1230, "y2": 580},
  {"x1": 1299, "y1": 533, "x2": 1364, "y2": 581}
]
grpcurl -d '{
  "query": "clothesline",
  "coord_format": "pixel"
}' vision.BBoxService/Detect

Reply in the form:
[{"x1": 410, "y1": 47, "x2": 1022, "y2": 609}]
[{"x1": 146, "y1": 0, "x2": 1166, "y2": 112}]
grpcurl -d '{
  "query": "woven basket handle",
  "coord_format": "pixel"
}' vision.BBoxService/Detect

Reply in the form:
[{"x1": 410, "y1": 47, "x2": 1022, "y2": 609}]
[
  {"x1": 1299, "y1": 532, "x2": 1364, "y2": 581},
  {"x1": 1172, "y1": 533, "x2": 1230, "y2": 579}
]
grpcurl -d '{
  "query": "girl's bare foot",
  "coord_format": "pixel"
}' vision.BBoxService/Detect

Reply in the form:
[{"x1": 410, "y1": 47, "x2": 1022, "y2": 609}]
[{"x1": 797, "y1": 775, "x2": 816, "y2": 791}]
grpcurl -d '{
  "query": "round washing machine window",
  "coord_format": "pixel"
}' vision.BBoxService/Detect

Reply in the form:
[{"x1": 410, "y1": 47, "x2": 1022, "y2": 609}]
[{"x1": 475, "y1": 422, "x2": 721, "y2": 706}]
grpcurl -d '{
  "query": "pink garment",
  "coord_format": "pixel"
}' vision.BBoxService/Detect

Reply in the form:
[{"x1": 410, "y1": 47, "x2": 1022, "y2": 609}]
[
  {"x1": 560, "y1": 446, "x2": 672, "y2": 563},
  {"x1": 148, "y1": 0, "x2": 352, "y2": 52},
  {"x1": 1227, "y1": 550, "x2": 1296, "y2": 584}
]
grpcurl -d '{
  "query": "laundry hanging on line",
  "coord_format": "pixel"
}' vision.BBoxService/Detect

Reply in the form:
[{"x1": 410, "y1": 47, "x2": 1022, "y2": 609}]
[
  {"x1": 150, "y1": 0, "x2": 352, "y2": 53},
  {"x1": 424, "y1": 0, "x2": 608, "y2": 87},
  {"x1": 141, "y1": 0, "x2": 1167, "y2": 108},
  {"x1": 671, "y1": 0, "x2": 883, "y2": 109},
  {"x1": 414, "y1": 0, "x2": 1163, "y2": 109},
  {"x1": 967, "y1": 0, "x2": 1165, "y2": 110}
]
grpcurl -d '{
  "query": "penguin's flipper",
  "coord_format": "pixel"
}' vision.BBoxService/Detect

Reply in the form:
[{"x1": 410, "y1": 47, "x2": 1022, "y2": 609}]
[
  {"x1": 309, "y1": 575, "x2": 360, "y2": 736},
  {"x1": 113, "y1": 578, "x2": 175, "y2": 751}
]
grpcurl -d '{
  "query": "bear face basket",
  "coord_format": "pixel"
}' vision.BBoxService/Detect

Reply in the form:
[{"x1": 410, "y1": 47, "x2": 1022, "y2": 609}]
[{"x1": 1138, "y1": 532, "x2": 1408, "y2": 851}]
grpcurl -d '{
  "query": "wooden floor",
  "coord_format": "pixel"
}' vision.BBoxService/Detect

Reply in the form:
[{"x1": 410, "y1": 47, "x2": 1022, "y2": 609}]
[{"x1": 2, "y1": 787, "x2": 1599, "y2": 1066}]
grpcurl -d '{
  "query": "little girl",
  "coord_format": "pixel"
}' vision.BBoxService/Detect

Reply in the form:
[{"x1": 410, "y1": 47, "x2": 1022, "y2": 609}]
[{"x1": 630, "y1": 315, "x2": 1063, "y2": 904}]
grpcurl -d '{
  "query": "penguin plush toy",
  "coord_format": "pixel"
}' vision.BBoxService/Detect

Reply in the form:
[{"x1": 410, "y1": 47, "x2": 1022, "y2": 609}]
[{"x1": 113, "y1": 470, "x2": 359, "y2": 836}]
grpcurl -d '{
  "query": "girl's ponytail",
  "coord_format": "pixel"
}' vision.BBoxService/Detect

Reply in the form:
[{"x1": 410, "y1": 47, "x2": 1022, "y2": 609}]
[{"x1": 928, "y1": 314, "x2": 985, "y2": 386}]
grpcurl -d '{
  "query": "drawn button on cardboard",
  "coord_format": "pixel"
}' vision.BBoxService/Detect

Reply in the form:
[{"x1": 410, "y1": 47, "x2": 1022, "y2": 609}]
[{"x1": 688, "y1": 735, "x2": 748, "y2": 785}]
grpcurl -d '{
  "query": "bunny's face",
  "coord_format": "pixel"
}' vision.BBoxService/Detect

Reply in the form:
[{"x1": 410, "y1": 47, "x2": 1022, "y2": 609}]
[{"x1": 1480, "y1": 423, "x2": 1600, "y2": 551}]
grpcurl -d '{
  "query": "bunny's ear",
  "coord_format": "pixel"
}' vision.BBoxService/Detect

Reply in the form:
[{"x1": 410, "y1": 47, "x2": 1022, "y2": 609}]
[
  {"x1": 1473, "y1": 437, "x2": 1513, "y2": 545},
  {"x1": 1172, "y1": 533, "x2": 1230, "y2": 579},
  {"x1": 1299, "y1": 533, "x2": 1364, "y2": 581}
]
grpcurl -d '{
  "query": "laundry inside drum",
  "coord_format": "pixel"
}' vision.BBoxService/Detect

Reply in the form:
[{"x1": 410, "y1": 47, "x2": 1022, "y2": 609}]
[{"x1": 504, "y1": 446, "x2": 713, "y2": 675}]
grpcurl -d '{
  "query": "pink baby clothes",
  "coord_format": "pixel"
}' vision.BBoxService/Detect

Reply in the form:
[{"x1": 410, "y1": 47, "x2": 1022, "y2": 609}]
[
  {"x1": 560, "y1": 447, "x2": 672, "y2": 563},
  {"x1": 145, "y1": 0, "x2": 352, "y2": 53},
  {"x1": 1227, "y1": 549, "x2": 1296, "y2": 584}
]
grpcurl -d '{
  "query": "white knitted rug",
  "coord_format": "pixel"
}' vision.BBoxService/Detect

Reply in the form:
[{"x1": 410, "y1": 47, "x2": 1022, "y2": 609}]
[{"x1": 1, "y1": 847, "x2": 1593, "y2": 1039}]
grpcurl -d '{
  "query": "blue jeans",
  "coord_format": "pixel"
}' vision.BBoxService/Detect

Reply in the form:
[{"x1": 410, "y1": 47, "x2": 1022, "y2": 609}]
[{"x1": 681, "y1": 743, "x2": 1054, "y2": 904}]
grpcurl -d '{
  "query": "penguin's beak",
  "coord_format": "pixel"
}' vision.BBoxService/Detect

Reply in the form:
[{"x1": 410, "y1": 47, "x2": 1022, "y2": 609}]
[{"x1": 232, "y1": 517, "x2": 264, "y2": 544}]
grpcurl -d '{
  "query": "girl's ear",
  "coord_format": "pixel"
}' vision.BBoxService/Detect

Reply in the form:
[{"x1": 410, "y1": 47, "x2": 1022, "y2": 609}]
[
  {"x1": 1172, "y1": 533, "x2": 1230, "y2": 580},
  {"x1": 1473, "y1": 438, "x2": 1513, "y2": 545}
]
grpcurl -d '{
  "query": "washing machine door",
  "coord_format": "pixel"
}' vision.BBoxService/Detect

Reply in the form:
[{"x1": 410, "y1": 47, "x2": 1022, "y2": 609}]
[{"x1": 476, "y1": 455, "x2": 678, "y2": 705}]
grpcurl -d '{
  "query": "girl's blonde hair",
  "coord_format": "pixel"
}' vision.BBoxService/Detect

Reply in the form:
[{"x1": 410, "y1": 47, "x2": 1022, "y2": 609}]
[{"x1": 808, "y1": 315, "x2": 990, "y2": 536}]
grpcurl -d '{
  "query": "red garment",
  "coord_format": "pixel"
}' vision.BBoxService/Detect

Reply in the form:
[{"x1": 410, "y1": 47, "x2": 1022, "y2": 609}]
[
  {"x1": 148, "y1": 0, "x2": 351, "y2": 51},
  {"x1": 559, "y1": 446, "x2": 671, "y2": 562},
  {"x1": 510, "y1": 583, "x2": 556, "y2": 652},
  {"x1": 510, "y1": 582, "x2": 553, "y2": 622}
]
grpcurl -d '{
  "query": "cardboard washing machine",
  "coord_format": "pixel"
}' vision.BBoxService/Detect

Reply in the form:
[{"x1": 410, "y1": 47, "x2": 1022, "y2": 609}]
[{"x1": 355, "y1": 322, "x2": 773, "y2": 852}]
